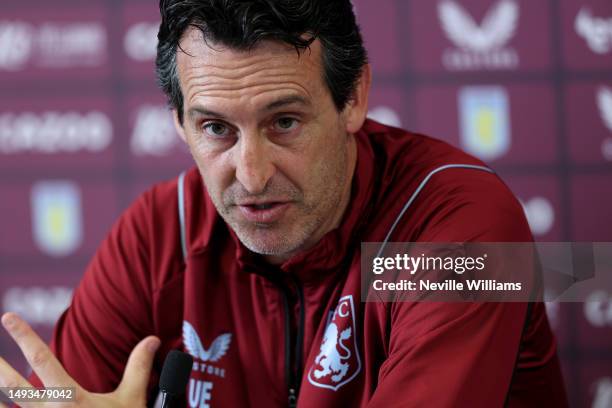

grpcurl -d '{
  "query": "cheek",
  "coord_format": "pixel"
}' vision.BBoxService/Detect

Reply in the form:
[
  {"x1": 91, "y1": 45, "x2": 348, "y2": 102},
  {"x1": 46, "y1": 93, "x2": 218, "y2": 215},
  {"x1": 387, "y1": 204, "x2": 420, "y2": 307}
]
[
  {"x1": 202, "y1": 163, "x2": 232, "y2": 192},
  {"x1": 292, "y1": 146, "x2": 343, "y2": 200},
  {"x1": 274, "y1": 154, "x2": 307, "y2": 193},
  {"x1": 191, "y1": 151, "x2": 234, "y2": 198}
]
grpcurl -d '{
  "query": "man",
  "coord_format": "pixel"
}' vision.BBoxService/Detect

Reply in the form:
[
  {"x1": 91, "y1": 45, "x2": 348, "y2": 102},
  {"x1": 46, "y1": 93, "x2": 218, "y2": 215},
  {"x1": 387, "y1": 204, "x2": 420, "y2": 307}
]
[{"x1": 0, "y1": 0, "x2": 568, "y2": 407}]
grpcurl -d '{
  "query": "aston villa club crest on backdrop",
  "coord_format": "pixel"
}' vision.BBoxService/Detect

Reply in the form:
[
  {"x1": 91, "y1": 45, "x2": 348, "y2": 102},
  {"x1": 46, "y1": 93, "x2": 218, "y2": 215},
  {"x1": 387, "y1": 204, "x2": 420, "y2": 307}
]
[
  {"x1": 458, "y1": 86, "x2": 511, "y2": 161},
  {"x1": 308, "y1": 295, "x2": 361, "y2": 391},
  {"x1": 31, "y1": 181, "x2": 83, "y2": 257}
]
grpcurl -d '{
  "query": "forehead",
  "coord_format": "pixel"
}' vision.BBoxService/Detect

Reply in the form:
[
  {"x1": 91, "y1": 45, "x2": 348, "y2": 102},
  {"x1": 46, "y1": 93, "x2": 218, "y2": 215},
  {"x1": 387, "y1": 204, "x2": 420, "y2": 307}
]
[{"x1": 176, "y1": 27, "x2": 327, "y2": 107}]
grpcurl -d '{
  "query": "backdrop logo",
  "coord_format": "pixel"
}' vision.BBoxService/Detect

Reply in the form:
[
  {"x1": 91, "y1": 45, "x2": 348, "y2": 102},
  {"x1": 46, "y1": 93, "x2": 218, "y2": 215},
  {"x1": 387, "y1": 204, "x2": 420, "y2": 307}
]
[
  {"x1": 0, "y1": 21, "x2": 106, "y2": 71},
  {"x1": 367, "y1": 106, "x2": 402, "y2": 128},
  {"x1": 130, "y1": 105, "x2": 178, "y2": 156},
  {"x1": 593, "y1": 378, "x2": 612, "y2": 408},
  {"x1": 598, "y1": 86, "x2": 612, "y2": 132},
  {"x1": 0, "y1": 111, "x2": 112, "y2": 154},
  {"x1": 575, "y1": 8, "x2": 612, "y2": 55},
  {"x1": 458, "y1": 86, "x2": 511, "y2": 161},
  {"x1": 31, "y1": 181, "x2": 83, "y2": 257},
  {"x1": 598, "y1": 86, "x2": 612, "y2": 162},
  {"x1": 520, "y1": 197, "x2": 555, "y2": 237},
  {"x1": 0, "y1": 21, "x2": 34, "y2": 70},
  {"x1": 584, "y1": 291, "x2": 612, "y2": 328},
  {"x1": 2, "y1": 286, "x2": 72, "y2": 326},
  {"x1": 124, "y1": 22, "x2": 159, "y2": 62},
  {"x1": 308, "y1": 295, "x2": 361, "y2": 391},
  {"x1": 438, "y1": 0, "x2": 519, "y2": 70}
]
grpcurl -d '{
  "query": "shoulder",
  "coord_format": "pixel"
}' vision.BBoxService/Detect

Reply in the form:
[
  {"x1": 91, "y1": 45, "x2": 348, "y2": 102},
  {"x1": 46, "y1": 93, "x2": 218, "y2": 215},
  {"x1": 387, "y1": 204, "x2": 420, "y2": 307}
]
[
  {"x1": 101, "y1": 167, "x2": 211, "y2": 287},
  {"x1": 360, "y1": 121, "x2": 531, "y2": 242},
  {"x1": 130, "y1": 166, "x2": 205, "y2": 231},
  {"x1": 410, "y1": 166, "x2": 531, "y2": 241},
  {"x1": 117, "y1": 169, "x2": 185, "y2": 238}
]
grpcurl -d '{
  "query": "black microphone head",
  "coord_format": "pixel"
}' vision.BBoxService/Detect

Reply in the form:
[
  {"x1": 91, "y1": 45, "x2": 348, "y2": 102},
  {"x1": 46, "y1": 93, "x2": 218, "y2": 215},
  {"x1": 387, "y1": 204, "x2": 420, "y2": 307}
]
[{"x1": 159, "y1": 350, "x2": 193, "y2": 396}]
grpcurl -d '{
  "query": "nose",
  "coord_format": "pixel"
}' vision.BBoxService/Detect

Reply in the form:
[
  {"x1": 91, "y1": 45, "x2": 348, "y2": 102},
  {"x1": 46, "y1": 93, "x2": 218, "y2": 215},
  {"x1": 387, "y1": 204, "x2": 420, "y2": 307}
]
[{"x1": 234, "y1": 134, "x2": 275, "y2": 195}]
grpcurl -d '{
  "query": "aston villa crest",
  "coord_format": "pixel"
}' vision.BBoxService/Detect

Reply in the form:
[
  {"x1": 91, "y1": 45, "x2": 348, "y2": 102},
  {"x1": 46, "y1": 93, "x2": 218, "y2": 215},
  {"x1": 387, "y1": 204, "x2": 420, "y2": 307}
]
[
  {"x1": 308, "y1": 295, "x2": 362, "y2": 391},
  {"x1": 31, "y1": 181, "x2": 83, "y2": 257}
]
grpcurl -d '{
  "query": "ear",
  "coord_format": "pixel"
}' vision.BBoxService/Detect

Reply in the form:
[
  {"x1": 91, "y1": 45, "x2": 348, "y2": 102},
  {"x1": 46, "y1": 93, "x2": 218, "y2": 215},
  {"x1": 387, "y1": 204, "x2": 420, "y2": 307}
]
[
  {"x1": 343, "y1": 63, "x2": 372, "y2": 134},
  {"x1": 172, "y1": 109, "x2": 188, "y2": 143}
]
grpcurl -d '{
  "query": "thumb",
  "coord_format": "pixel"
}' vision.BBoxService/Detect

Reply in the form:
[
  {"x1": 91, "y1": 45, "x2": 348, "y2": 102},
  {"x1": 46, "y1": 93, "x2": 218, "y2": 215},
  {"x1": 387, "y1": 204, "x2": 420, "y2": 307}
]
[{"x1": 115, "y1": 336, "x2": 160, "y2": 403}]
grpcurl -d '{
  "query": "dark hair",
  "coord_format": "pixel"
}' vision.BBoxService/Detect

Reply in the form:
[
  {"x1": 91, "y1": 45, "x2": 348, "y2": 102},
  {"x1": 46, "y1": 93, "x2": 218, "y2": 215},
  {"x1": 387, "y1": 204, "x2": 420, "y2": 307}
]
[{"x1": 156, "y1": 0, "x2": 368, "y2": 123}]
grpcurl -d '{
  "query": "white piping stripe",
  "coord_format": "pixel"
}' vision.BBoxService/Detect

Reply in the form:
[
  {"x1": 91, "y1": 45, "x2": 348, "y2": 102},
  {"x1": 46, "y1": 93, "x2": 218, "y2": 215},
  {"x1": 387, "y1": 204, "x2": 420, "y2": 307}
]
[
  {"x1": 376, "y1": 164, "x2": 494, "y2": 258},
  {"x1": 178, "y1": 171, "x2": 188, "y2": 260}
]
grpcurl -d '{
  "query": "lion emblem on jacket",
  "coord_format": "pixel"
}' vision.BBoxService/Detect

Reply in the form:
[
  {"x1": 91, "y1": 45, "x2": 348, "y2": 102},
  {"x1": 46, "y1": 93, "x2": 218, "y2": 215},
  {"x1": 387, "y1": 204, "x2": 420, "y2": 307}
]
[
  {"x1": 308, "y1": 295, "x2": 361, "y2": 391},
  {"x1": 313, "y1": 323, "x2": 353, "y2": 383}
]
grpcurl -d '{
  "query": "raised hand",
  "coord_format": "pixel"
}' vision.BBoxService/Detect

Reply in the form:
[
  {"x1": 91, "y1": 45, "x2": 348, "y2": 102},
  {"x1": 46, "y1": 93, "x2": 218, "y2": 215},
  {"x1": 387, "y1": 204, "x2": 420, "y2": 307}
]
[{"x1": 0, "y1": 312, "x2": 159, "y2": 407}]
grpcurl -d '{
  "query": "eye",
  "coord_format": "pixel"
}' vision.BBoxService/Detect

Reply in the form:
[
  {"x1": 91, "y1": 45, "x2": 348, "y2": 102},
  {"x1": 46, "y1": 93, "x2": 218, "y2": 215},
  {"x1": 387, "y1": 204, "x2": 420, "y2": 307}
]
[
  {"x1": 203, "y1": 122, "x2": 231, "y2": 137},
  {"x1": 274, "y1": 117, "x2": 299, "y2": 132}
]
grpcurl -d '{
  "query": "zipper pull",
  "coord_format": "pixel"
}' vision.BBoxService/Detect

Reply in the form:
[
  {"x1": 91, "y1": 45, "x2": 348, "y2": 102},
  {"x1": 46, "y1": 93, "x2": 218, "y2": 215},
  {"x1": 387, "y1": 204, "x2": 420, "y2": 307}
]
[{"x1": 288, "y1": 387, "x2": 297, "y2": 408}]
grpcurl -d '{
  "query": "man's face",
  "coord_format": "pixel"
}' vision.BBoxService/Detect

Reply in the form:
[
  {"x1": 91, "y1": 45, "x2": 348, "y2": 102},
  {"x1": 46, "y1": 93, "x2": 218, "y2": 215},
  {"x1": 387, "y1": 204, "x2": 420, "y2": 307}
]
[{"x1": 174, "y1": 28, "x2": 368, "y2": 262}]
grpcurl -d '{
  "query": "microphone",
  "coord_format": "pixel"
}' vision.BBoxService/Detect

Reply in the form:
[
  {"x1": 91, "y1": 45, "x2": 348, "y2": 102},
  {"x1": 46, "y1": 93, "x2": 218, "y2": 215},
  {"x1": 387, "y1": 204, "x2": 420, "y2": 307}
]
[{"x1": 159, "y1": 350, "x2": 193, "y2": 408}]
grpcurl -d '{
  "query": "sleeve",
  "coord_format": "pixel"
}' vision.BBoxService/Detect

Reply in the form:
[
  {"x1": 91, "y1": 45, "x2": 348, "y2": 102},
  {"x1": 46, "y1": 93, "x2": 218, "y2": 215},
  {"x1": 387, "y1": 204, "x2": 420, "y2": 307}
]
[
  {"x1": 367, "y1": 171, "x2": 560, "y2": 407},
  {"x1": 29, "y1": 191, "x2": 157, "y2": 397}
]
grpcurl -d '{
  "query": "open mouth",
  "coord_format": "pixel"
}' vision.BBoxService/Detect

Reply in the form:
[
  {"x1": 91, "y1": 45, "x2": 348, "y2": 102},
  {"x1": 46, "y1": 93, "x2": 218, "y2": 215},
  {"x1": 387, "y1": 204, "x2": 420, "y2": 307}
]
[
  {"x1": 238, "y1": 202, "x2": 290, "y2": 223},
  {"x1": 250, "y1": 203, "x2": 276, "y2": 210}
]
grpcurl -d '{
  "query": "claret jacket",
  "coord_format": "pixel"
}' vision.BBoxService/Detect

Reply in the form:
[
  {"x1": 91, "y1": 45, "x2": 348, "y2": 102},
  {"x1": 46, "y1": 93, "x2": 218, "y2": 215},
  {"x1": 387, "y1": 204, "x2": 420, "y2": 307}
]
[{"x1": 33, "y1": 120, "x2": 568, "y2": 407}]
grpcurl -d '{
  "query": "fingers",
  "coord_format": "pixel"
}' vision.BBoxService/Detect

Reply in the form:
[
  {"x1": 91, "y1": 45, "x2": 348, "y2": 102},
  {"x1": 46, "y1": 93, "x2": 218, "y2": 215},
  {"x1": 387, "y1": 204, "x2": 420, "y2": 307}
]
[
  {"x1": 1, "y1": 313, "x2": 74, "y2": 388},
  {"x1": 0, "y1": 355, "x2": 34, "y2": 392},
  {"x1": 0, "y1": 357, "x2": 33, "y2": 389},
  {"x1": 0, "y1": 357, "x2": 39, "y2": 408},
  {"x1": 115, "y1": 336, "x2": 160, "y2": 402}
]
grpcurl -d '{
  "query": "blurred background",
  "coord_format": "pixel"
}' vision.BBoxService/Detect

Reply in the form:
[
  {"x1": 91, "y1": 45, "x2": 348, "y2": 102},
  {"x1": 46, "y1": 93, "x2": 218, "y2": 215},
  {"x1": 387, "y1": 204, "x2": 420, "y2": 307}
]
[{"x1": 0, "y1": 0, "x2": 611, "y2": 406}]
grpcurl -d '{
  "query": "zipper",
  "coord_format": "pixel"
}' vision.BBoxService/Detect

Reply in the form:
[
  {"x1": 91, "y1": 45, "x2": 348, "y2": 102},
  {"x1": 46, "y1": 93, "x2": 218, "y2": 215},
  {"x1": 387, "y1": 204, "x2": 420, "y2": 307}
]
[{"x1": 279, "y1": 276, "x2": 305, "y2": 408}]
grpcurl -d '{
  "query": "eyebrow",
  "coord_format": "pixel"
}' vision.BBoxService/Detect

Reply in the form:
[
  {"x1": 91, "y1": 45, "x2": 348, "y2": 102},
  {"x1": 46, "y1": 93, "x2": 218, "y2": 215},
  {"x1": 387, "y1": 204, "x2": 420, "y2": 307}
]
[
  {"x1": 187, "y1": 95, "x2": 311, "y2": 121},
  {"x1": 262, "y1": 95, "x2": 310, "y2": 112},
  {"x1": 188, "y1": 106, "x2": 227, "y2": 121}
]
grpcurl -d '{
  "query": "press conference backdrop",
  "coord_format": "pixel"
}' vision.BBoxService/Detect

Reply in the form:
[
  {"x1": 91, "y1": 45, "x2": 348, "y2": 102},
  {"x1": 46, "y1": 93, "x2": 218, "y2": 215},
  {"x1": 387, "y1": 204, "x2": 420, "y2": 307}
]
[{"x1": 0, "y1": 0, "x2": 611, "y2": 406}]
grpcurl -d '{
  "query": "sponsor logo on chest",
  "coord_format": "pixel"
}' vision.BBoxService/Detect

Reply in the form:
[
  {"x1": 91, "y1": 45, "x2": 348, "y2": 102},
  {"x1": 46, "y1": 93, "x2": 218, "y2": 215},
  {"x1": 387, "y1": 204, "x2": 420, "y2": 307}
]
[{"x1": 182, "y1": 320, "x2": 232, "y2": 407}]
